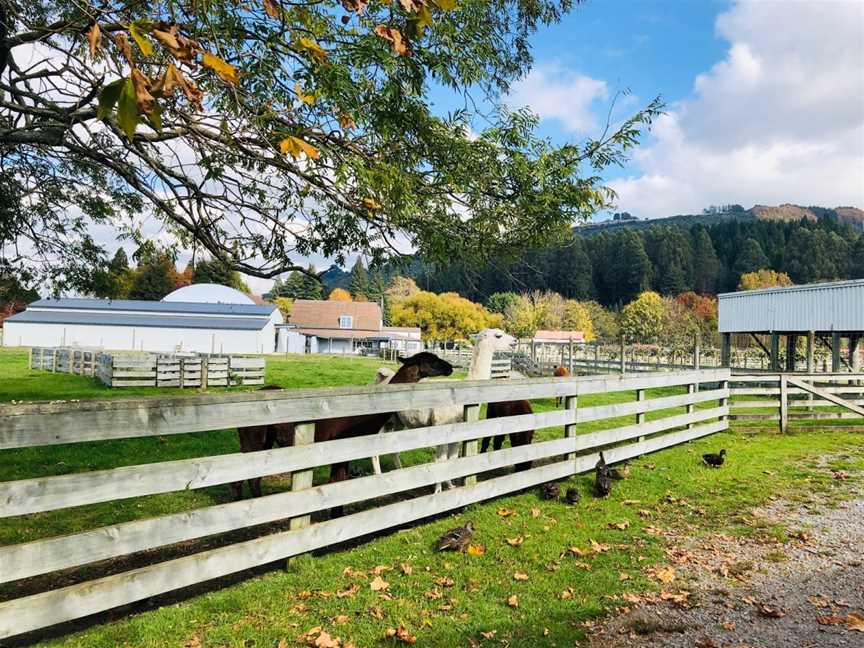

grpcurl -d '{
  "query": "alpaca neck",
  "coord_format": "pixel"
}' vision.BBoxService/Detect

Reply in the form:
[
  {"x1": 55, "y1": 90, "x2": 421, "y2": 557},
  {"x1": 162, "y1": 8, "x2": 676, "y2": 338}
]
[
  {"x1": 390, "y1": 364, "x2": 422, "y2": 384},
  {"x1": 468, "y1": 339, "x2": 494, "y2": 380}
]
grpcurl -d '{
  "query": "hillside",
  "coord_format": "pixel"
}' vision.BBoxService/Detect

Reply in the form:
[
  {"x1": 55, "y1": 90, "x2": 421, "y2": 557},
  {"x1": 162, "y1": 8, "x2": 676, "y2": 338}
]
[{"x1": 577, "y1": 203, "x2": 861, "y2": 236}]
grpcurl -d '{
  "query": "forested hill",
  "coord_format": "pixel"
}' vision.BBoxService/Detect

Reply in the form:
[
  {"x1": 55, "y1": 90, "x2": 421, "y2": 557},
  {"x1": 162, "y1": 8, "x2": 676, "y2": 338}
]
[{"x1": 406, "y1": 206, "x2": 864, "y2": 307}]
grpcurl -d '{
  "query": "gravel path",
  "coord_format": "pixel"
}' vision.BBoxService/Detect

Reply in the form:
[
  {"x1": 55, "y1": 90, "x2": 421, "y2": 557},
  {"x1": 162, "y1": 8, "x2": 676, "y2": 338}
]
[{"x1": 587, "y1": 471, "x2": 864, "y2": 647}]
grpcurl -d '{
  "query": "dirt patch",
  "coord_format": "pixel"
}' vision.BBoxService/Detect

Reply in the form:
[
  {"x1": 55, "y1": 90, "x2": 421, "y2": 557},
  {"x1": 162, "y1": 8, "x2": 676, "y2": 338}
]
[{"x1": 586, "y1": 471, "x2": 864, "y2": 647}]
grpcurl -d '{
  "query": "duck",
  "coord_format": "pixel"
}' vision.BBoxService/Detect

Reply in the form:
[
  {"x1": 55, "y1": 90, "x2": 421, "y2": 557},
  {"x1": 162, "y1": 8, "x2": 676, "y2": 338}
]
[
  {"x1": 610, "y1": 463, "x2": 630, "y2": 480},
  {"x1": 594, "y1": 469, "x2": 612, "y2": 497},
  {"x1": 702, "y1": 449, "x2": 726, "y2": 468},
  {"x1": 541, "y1": 482, "x2": 561, "y2": 500},
  {"x1": 565, "y1": 487, "x2": 581, "y2": 505},
  {"x1": 595, "y1": 451, "x2": 610, "y2": 476},
  {"x1": 437, "y1": 521, "x2": 474, "y2": 552}
]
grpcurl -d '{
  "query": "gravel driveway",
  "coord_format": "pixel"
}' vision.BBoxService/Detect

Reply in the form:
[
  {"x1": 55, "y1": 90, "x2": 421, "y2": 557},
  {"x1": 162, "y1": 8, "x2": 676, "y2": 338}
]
[{"x1": 587, "y1": 470, "x2": 864, "y2": 647}]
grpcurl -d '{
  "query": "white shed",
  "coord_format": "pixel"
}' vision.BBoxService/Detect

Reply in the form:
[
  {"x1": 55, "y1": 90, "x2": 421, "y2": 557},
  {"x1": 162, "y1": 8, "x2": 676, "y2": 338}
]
[{"x1": 3, "y1": 285, "x2": 282, "y2": 354}]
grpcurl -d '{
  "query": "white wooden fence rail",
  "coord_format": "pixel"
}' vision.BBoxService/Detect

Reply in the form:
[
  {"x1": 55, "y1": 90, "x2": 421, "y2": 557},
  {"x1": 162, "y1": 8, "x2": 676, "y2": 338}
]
[
  {"x1": 729, "y1": 373, "x2": 864, "y2": 431},
  {"x1": 0, "y1": 368, "x2": 729, "y2": 639}
]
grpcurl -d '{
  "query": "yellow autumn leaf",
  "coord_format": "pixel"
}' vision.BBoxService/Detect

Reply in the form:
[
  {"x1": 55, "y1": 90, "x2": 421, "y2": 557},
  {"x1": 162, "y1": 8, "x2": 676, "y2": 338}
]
[
  {"x1": 465, "y1": 543, "x2": 485, "y2": 556},
  {"x1": 506, "y1": 594, "x2": 518, "y2": 608},
  {"x1": 654, "y1": 566, "x2": 676, "y2": 584},
  {"x1": 369, "y1": 575, "x2": 389, "y2": 591},
  {"x1": 202, "y1": 52, "x2": 239, "y2": 84},
  {"x1": 434, "y1": 0, "x2": 458, "y2": 9},
  {"x1": 280, "y1": 136, "x2": 320, "y2": 160},
  {"x1": 129, "y1": 21, "x2": 154, "y2": 56},
  {"x1": 263, "y1": 0, "x2": 281, "y2": 19},
  {"x1": 294, "y1": 83, "x2": 316, "y2": 106},
  {"x1": 297, "y1": 37, "x2": 328, "y2": 62},
  {"x1": 361, "y1": 197, "x2": 381, "y2": 210},
  {"x1": 87, "y1": 23, "x2": 101, "y2": 58},
  {"x1": 504, "y1": 536, "x2": 524, "y2": 547},
  {"x1": 512, "y1": 572, "x2": 529, "y2": 581}
]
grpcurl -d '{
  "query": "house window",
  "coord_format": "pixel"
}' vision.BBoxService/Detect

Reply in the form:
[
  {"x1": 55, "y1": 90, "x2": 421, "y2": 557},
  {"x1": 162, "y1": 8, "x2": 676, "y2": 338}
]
[{"x1": 339, "y1": 315, "x2": 353, "y2": 329}]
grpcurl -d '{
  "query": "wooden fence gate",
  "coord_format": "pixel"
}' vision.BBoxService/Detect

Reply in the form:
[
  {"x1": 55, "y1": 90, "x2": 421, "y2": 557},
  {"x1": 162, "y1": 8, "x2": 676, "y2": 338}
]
[
  {"x1": 0, "y1": 369, "x2": 729, "y2": 639},
  {"x1": 729, "y1": 373, "x2": 864, "y2": 432}
]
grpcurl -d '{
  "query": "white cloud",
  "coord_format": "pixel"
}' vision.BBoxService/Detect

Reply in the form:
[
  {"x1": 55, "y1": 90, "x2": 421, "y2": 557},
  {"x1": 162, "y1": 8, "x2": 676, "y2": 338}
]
[
  {"x1": 610, "y1": 0, "x2": 864, "y2": 217},
  {"x1": 506, "y1": 62, "x2": 609, "y2": 133}
]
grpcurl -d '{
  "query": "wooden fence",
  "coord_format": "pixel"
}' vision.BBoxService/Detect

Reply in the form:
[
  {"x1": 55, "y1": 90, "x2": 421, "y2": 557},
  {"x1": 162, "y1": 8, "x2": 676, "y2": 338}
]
[
  {"x1": 29, "y1": 346, "x2": 99, "y2": 376},
  {"x1": 729, "y1": 373, "x2": 864, "y2": 432},
  {"x1": 0, "y1": 368, "x2": 729, "y2": 639},
  {"x1": 29, "y1": 347, "x2": 265, "y2": 388}
]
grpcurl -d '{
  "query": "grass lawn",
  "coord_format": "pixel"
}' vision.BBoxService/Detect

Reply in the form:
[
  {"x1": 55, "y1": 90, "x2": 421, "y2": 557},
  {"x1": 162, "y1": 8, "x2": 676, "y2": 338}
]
[{"x1": 1, "y1": 348, "x2": 862, "y2": 647}]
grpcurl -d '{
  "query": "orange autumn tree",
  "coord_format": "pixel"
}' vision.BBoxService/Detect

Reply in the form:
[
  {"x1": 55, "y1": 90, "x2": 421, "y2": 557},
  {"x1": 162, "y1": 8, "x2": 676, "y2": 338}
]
[{"x1": 327, "y1": 288, "x2": 353, "y2": 302}]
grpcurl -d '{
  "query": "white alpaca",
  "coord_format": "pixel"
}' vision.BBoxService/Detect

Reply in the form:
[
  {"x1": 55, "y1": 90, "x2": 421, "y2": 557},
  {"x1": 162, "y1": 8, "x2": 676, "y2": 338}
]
[{"x1": 370, "y1": 329, "x2": 515, "y2": 491}]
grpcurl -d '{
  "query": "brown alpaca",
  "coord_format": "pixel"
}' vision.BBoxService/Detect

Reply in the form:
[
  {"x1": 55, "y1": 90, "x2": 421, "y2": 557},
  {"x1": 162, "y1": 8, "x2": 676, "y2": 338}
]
[
  {"x1": 553, "y1": 365, "x2": 570, "y2": 406},
  {"x1": 232, "y1": 353, "x2": 454, "y2": 513},
  {"x1": 479, "y1": 400, "x2": 535, "y2": 472}
]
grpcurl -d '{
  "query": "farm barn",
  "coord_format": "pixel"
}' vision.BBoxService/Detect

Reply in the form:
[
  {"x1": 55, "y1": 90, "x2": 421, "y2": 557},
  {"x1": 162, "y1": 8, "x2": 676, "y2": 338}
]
[
  {"x1": 1, "y1": 284, "x2": 283, "y2": 354},
  {"x1": 718, "y1": 279, "x2": 864, "y2": 372}
]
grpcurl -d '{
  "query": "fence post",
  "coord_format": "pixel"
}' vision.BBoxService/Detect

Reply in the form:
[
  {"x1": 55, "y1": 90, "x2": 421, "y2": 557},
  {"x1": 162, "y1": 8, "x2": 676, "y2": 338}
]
[
  {"x1": 565, "y1": 394, "x2": 578, "y2": 463},
  {"x1": 619, "y1": 336, "x2": 626, "y2": 375},
  {"x1": 779, "y1": 374, "x2": 789, "y2": 433},
  {"x1": 693, "y1": 335, "x2": 701, "y2": 370},
  {"x1": 462, "y1": 403, "x2": 481, "y2": 487},
  {"x1": 687, "y1": 383, "x2": 696, "y2": 429},
  {"x1": 27, "y1": 347, "x2": 32, "y2": 370},
  {"x1": 721, "y1": 333, "x2": 731, "y2": 368},
  {"x1": 568, "y1": 338, "x2": 574, "y2": 374},
  {"x1": 720, "y1": 377, "x2": 729, "y2": 425},
  {"x1": 289, "y1": 421, "x2": 316, "y2": 532},
  {"x1": 52, "y1": 348, "x2": 57, "y2": 373},
  {"x1": 636, "y1": 388, "x2": 646, "y2": 443}
]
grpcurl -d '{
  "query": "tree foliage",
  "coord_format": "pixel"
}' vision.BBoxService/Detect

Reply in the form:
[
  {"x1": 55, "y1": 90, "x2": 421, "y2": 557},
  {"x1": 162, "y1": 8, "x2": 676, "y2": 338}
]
[
  {"x1": 390, "y1": 290, "x2": 502, "y2": 340},
  {"x1": 1, "y1": 0, "x2": 661, "y2": 290},
  {"x1": 620, "y1": 290, "x2": 664, "y2": 342},
  {"x1": 738, "y1": 269, "x2": 793, "y2": 291},
  {"x1": 192, "y1": 258, "x2": 249, "y2": 292},
  {"x1": 327, "y1": 287, "x2": 352, "y2": 301}
]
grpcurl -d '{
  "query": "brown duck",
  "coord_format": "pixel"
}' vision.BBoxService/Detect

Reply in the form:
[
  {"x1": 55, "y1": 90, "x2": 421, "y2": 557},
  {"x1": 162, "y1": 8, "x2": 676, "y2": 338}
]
[
  {"x1": 541, "y1": 482, "x2": 561, "y2": 500},
  {"x1": 437, "y1": 521, "x2": 474, "y2": 552},
  {"x1": 565, "y1": 487, "x2": 581, "y2": 505}
]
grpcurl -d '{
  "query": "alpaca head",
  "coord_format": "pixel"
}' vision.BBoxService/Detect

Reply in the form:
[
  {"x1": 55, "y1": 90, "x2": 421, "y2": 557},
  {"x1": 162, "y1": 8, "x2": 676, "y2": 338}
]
[
  {"x1": 473, "y1": 328, "x2": 516, "y2": 353},
  {"x1": 397, "y1": 352, "x2": 454, "y2": 379}
]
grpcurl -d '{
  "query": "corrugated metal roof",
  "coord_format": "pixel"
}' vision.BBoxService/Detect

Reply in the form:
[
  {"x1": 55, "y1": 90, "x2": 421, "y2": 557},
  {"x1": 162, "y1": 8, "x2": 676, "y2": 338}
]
[
  {"x1": 28, "y1": 297, "x2": 275, "y2": 316},
  {"x1": 5, "y1": 310, "x2": 270, "y2": 331},
  {"x1": 718, "y1": 279, "x2": 864, "y2": 333}
]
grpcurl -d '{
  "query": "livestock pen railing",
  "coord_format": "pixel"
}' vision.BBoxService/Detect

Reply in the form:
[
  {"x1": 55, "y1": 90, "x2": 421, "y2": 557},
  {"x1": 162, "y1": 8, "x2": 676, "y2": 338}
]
[
  {"x1": 729, "y1": 373, "x2": 864, "y2": 432},
  {"x1": 0, "y1": 368, "x2": 730, "y2": 639}
]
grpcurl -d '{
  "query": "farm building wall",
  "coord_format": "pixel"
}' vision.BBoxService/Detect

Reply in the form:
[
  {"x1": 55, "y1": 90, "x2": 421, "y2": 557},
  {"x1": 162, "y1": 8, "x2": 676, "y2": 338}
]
[
  {"x1": 2, "y1": 320, "x2": 275, "y2": 354},
  {"x1": 718, "y1": 279, "x2": 864, "y2": 333}
]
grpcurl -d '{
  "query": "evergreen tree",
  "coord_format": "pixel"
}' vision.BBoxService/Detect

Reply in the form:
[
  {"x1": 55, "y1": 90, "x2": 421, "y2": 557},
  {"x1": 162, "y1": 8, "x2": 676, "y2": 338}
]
[
  {"x1": 691, "y1": 228, "x2": 721, "y2": 294},
  {"x1": 349, "y1": 258, "x2": 369, "y2": 300},
  {"x1": 192, "y1": 257, "x2": 245, "y2": 290},
  {"x1": 300, "y1": 264, "x2": 323, "y2": 300},
  {"x1": 367, "y1": 267, "x2": 390, "y2": 324},
  {"x1": 850, "y1": 236, "x2": 864, "y2": 279},
  {"x1": 549, "y1": 235, "x2": 594, "y2": 298},
  {"x1": 733, "y1": 238, "x2": 770, "y2": 277},
  {"x1": 109, "y1": 248, "x2": 129, "y2": 275},
  {"x1": 612, "y1": 231, "x2": 651, "y2": 305},
  {"x1": 128, "y1": 254, "x2": 177, "y2": 300}
]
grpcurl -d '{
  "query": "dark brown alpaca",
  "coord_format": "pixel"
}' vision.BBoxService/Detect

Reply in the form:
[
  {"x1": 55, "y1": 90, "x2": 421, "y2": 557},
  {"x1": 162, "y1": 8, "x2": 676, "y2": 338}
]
[
  {"x1": 232, "y1": 353, "x2": 454, "y2": 512},
  {"x1": 553, "y1": 365, "x2": 571, "y2": 406},
  {"x1": 479, "y1": 400, "x2": 535, "y2": 472}
]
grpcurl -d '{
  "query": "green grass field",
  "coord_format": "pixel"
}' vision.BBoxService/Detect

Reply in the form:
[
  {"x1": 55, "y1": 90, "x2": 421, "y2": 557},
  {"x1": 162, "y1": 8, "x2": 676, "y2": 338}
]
[{"x1": 1, "y1": 348, "x2": 862, "y2": 647}]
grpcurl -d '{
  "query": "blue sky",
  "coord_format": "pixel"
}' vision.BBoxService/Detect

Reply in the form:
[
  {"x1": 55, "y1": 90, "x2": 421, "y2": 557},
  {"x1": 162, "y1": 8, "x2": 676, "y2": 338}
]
[{"x1": 426, "y1": 0, "x2": 864, "y2": 222}]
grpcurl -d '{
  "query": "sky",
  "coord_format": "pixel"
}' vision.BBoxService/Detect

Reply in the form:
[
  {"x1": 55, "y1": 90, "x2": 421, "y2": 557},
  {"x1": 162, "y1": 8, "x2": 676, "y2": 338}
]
[{"x1": 492, "y1": 0, "x2": 864, "y2": 220}]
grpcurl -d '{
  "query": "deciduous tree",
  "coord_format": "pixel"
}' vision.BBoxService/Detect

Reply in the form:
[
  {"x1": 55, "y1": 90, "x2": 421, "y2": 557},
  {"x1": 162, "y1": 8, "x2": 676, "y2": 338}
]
[
  {"x1": 1, "y1": 0, "x2": 661, "y2": 290},
  {"x1": 620, "y1": 291, "x2": 664, "y2": 342}
]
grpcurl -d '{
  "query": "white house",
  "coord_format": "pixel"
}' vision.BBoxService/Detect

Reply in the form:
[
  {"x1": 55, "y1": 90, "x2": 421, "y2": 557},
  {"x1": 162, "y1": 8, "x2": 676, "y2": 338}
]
[{"x1": 2, "y1": 284, "x2": 283, "y2": 354}]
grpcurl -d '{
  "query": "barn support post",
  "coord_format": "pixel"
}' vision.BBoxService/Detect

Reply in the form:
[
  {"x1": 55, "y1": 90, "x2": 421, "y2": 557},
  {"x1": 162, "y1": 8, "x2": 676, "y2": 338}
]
[
  {"x1": 785, "y1": 334, "x2": 797, "y2": 372},
  {"x1": 287, "y1": 421, "x2": 316, "y2": 565},
  {"x1": 832, "y1": 332, "x2": 842, "y2": 372},
  {"x1": 568, "y1": 338, "x2": 574, "y2": 374},
  {"x1": 769, "y1": 333, "x2": 780, "y2": 371},
  {"x1": 720, "y1": 333, "x2": 731, "y2": 368},
  {"x1": 806, "y1": 331, "x2": 815, "y2": 373},
  {"x1": 462, "y1": 403, "x2": 481, "y2": 487},
  {"x1": 849, "y1": 335, "x2": 861, "y2": 372},
  {"x1": 779, "y1": 374, "x2": 789, "y2": 433}
]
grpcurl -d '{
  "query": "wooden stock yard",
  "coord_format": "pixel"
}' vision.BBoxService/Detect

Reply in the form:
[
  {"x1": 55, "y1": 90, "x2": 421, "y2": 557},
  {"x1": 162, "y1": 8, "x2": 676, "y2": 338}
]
[{"x1": 0, "y1": 368, "x2": 729, "y2": 639}]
